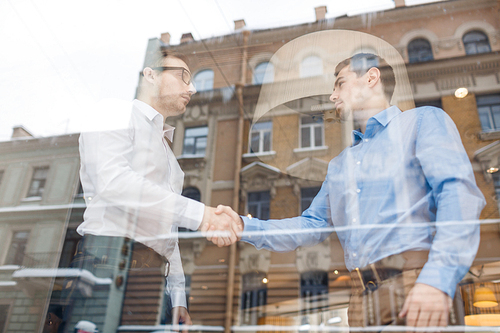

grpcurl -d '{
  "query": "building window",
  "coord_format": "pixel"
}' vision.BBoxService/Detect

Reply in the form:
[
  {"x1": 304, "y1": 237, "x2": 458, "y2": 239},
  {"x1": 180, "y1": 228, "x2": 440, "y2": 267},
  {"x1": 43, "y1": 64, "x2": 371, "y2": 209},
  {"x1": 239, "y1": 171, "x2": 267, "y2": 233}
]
[
  {"x1": 300, "y1": 56, "x2": 323, "y2": 78},
  {"x1": 415, "y1": 99, "x2": 443, "y2": 109},
  {"x1": 463, "y1": 31, "x2": 491, "y2": 55},
  {"x1": 247, "y1": 191, "x2": 270, "y2": 220},
  {"x1": 26, "y1": 166, "x2": 49, "y2": 198},
  {"x1": 5, "y1": 231, "x2": 30, "y2": 265},
  {"x1": 0, "y1": 304, "x2": 10, "y2": 333},
  {"x1": 301, "y1": 187, "x2": 321, "y2": 213},
  {"x1": 253, "y1": 62, "x2": 274, "y2": 84},
  {"x1": 477, "y1": 94, "x2": 500, "y2": 132},
  {"x1": 0, "y1": 170, "x2": 4, "y2": 186},
  {"x1": 350, "y1": 52, "x2": 379, "y2": 72},
  {"x1": 241, "y1": 272, "x2": 268, "y2": 325},
  {"x1": 183, "y1": 126, "x2": 208, "y2": 156},
  {"x1": 407, "y1": 38, "x2": 434, "y2": 63},
  {"x1": 250, "y1": 121, "x2": 272, "y2": 154},
  {"x1": 193, "y1": 69, "x2": 214, "y2": 91},
  {"x1": 300, "y1": 115, "x2": 324, "y2": 149},
  {"x1": 301, "y1": 271, "x2": 329, "y2": 314},
  {"x1": 182, "y1": 187, "x2": 201, "y2": 202}
]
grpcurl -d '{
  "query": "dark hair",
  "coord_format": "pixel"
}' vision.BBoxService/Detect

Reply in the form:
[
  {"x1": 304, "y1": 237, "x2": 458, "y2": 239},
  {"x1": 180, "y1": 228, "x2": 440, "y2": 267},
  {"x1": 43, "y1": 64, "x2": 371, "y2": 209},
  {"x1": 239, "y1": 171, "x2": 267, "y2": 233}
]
[{"x1": 335, "y1": 53, "x2": 395, "y2": 101}]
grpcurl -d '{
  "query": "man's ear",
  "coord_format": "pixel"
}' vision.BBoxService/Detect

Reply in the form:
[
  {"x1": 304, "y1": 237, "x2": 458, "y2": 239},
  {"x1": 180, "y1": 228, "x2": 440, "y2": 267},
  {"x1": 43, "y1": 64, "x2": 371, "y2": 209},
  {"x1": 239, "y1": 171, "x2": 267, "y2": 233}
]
[
  {"x1": 142, "y1": 67, "x2": 156, "y2": 84},
  {"x1": 366, "y1": 67, "x2": 381, "y2": 88}
]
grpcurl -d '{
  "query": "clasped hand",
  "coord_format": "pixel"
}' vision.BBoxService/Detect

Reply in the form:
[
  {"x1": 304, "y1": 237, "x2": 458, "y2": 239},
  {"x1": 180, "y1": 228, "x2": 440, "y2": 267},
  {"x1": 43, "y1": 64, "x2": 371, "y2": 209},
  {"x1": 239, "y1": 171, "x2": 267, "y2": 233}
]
[{"x1": 199, "y1": 205, "x2": 243, "y2": 247}]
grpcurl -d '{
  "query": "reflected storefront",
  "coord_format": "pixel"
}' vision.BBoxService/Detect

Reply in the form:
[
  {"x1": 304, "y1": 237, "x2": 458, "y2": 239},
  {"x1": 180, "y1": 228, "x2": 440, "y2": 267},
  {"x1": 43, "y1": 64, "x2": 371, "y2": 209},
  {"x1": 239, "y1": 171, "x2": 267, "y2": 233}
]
[{"x1": 1, "y1": 0, "x2": 500, "y2": 332}]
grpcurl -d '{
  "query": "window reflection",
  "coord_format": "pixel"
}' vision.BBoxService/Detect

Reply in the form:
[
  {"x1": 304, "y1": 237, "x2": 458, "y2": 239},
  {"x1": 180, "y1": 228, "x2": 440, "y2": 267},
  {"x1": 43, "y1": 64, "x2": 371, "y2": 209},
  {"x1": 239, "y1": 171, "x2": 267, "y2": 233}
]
[
  {"x1": 253, "y1": 62, "x2": 274, "y2": 84},
  {"x1": 183, "y1": 126, "x2": 208, "y2": 156},
  {"x1": 477, "y1": 94, "x2": 500, "y2": 132},
  {"x1": 26, "y1": 166, "x2": 49, "y2": 198},
  {"x1": 463, "y1": 30, "x2": 491, "y2": 55},
  {"x1": 408, "y1": 38, "x2": 434, "y2": 63},
  {"x1": 300, "y1": 56, "x2": 323, "y2": 78},
  {"x1": 193, "y1": 69, "x2": 214, "y2": 91}
]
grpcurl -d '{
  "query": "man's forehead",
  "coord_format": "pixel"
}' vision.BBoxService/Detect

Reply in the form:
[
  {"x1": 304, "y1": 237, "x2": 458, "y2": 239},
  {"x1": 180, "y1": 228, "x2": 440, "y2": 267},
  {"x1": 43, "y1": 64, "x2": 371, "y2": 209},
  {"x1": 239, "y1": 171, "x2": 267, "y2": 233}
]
[{"x1": 164, "y1": 56, "x2": 189, "y2": 69}]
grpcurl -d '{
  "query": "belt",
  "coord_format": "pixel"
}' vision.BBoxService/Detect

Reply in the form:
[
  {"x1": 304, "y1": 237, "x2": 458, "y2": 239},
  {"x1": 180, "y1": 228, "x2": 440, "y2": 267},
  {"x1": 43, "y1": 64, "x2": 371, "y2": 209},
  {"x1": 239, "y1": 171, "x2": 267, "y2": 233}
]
[{"x1": 350, "y1": 251, "x2": 429, "y2": 294}]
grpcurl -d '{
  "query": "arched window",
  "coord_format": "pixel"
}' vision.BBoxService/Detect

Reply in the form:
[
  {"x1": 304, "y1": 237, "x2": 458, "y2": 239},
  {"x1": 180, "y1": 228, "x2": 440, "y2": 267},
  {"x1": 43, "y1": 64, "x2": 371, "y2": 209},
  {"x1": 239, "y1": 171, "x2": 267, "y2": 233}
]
[
  {"x1": 407, "y1": 38, "x2": 434, "y2": 63},
  {"x1": 193, "y1": 69, "x2": 214, "y2": 91},
  {"x1": 463, "y1": 31, "x2": 491, "y2": 55},
  {"x1": 182, "y1": 187, "x2": 201, "y2": 202},
  {"x1": 253, "y1": 62, "x2": 274, "y2": 84},
  {"x1": 300, "y1": 55, "x2": 323, "y2": 78}
]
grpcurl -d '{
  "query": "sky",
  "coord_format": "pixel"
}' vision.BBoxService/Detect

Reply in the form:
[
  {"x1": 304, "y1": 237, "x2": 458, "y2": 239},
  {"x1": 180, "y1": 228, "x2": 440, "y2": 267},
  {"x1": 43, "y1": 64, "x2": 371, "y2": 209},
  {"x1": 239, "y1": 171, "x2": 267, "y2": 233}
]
[{"x1": 0, "y1": 0, "x2": 442, "y2": 141}]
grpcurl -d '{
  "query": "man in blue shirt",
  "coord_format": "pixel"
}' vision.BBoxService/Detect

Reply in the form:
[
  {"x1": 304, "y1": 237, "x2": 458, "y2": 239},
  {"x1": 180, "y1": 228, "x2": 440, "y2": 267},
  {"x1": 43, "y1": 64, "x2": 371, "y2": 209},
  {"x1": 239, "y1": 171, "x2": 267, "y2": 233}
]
[{"x1": 215, "y1": 53, "x2": 485, "y2": 328}]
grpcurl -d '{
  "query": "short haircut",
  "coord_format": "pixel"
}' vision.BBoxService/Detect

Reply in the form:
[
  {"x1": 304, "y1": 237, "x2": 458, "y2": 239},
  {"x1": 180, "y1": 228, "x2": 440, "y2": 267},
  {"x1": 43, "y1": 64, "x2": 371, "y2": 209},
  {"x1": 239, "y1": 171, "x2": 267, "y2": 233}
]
[
  {"x1": 335, "y1": 53, "x2": 395, "y2": 101},
  {"x1": 144, "y1": 48, "x2": 190, "y2": 70}
]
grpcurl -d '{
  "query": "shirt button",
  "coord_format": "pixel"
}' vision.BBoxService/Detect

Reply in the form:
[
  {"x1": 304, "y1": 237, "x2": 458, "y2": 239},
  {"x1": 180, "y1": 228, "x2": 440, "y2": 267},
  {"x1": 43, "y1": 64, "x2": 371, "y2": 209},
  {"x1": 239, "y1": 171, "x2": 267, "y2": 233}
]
[
  {"x1": 364, "y1": 139, "x2": 369, "y2": 142},
  {"x1": 356, "y1": 161, "x2": 361, "y2": 165},
  {"x1": 352, "y1": 218, "x2": 356, "y2": 222},
  {"x1": 353, "y1": 253, "x2": 357, "y2": 258},
  {"x1": 356, "y1": 189, "x2": 361, "y2": 193}
]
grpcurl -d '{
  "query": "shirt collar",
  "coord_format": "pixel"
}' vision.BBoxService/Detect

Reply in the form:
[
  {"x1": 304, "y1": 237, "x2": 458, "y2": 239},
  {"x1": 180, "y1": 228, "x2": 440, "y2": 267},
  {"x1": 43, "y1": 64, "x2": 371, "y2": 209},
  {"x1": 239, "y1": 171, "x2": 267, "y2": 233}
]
[
  {"x1": 133, "y1": 99, "x2": 175, "y2": 141},
  {"x1": 351, "y1": 105, "x2": 401, "y2": 146}
]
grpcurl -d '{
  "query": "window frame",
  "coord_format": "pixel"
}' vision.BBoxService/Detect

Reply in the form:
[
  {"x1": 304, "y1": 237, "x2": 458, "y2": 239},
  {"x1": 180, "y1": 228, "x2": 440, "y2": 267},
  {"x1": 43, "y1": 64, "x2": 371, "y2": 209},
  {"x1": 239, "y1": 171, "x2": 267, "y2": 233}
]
[
  {"x1": 300, "y1": 55, "x2": 323, "y2": 78},
  {"x1": 299, "y1": 115, "x2": 325, "y2": 149},
  {"x1": 193, "y1": 69, "x2": 214, "y2": 92},
  {"x1": 25, "y1": 166, "x2": 50, "y2": 199},
  {"x1": 463, "y1": 30, "x2": 491, "y2": 55},
  {"x1": 4, "y1": 230, "x2": 30, "y2": 266},
  {"x1": 249, "y1": 121, "x2": 273, "y2": 154},
  {"x1": 253, "y1": 61, "x2": 274, "y2": 85},
  {"x1": 182, "y1": 126, "x2": 209, "y2": 157},
  {"x1": 407, "y1": 38, "x2": 434, "y2": 63},
  {"x1": 477, "y1": 94, "x2": 500, "y2": 132},
  {"x1": 247, "y1": 191, "x2": 270, "y2": 220}
]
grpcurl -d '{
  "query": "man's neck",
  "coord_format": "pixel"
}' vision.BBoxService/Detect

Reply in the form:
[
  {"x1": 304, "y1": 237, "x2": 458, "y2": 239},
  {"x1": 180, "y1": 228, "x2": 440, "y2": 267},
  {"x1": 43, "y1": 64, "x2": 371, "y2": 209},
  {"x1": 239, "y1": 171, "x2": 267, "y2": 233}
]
[
  {"x1": 354, "y1": 99, "x2": 391, "y2": 133},
  {"x1": 137, "y1": 96, "x2": 168, "y2": 120}
]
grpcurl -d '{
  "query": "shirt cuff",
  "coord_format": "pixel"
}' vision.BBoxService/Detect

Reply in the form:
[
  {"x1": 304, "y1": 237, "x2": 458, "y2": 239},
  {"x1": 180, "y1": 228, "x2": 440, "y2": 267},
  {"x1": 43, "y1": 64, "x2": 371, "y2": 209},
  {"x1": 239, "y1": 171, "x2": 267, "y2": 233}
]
[
  {"x1": 415, "y1": 263, "x2": 461, "y2": 298},
  {"x1": 240, "y1": 215, "x2": 259, "y2": 243},
  {"x1": 170, "y1": 291, "x2": 187, "y2": 308},
  {"x1": 183, "y1": 200, "x2": 205, "y2": 231}
]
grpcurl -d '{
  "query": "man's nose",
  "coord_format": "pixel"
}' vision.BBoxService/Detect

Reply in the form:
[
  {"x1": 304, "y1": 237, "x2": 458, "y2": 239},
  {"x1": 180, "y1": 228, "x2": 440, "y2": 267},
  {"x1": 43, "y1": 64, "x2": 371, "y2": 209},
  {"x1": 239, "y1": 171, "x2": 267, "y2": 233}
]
[
  {"x1": 188, "y1": 82, "x2": 197, "y2": 95},
  {"x1": 329, "y1": 92, "x2": 337, "y2": 103}
]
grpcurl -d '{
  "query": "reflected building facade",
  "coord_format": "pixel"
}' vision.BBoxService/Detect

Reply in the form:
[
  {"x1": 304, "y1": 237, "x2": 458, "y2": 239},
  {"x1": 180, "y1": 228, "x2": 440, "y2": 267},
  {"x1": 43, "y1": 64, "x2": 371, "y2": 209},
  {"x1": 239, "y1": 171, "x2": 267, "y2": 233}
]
[{"x1": 1, "y1": 0, "x2": 500, "y2": 332}]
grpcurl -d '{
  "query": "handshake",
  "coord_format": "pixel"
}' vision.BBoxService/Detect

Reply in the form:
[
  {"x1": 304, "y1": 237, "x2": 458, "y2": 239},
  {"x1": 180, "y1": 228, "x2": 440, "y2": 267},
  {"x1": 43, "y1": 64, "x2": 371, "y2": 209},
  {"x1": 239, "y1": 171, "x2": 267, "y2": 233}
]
[{"x1": 199, "y1": 205, "x2": 244, "y2": 247}]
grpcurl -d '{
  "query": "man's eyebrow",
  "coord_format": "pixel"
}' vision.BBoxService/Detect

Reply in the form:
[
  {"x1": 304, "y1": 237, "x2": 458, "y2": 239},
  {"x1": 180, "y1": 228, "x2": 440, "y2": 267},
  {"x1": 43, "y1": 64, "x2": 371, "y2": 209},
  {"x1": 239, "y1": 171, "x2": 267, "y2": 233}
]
[{"x1": 334, "y1": 76, "x2": 344, "y2": 87}]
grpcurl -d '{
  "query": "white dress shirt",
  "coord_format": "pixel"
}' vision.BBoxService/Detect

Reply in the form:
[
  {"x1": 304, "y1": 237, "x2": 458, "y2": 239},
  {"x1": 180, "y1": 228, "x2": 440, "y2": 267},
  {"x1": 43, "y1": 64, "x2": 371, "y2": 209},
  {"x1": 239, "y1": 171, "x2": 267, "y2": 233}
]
[{"x1": 78, "y1": 99, "x2": 205, "y2": 307}]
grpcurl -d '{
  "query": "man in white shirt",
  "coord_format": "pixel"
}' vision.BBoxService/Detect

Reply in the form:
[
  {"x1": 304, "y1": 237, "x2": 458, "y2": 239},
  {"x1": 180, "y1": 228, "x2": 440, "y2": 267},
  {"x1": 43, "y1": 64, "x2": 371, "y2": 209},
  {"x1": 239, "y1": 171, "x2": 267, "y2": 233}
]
[{"x1": 74, "y1": 51, "x2": 240, "y2": 329}]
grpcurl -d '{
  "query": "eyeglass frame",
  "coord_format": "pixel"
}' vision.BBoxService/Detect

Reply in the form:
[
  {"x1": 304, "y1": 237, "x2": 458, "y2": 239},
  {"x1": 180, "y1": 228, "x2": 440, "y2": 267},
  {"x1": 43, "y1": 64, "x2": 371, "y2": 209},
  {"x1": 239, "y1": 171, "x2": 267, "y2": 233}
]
[{"x1": 150, "y1": 66, "x2": 192, "y2": 86}]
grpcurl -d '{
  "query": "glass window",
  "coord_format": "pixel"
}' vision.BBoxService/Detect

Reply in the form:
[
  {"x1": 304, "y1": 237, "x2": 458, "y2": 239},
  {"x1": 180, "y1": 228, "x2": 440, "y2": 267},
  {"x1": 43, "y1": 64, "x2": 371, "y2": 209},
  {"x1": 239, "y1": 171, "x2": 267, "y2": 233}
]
[
  {"x1": 183, "y1": 126, "x2": 208, "y2": 156},
  {"x1": 247, "y1": 191, "x2": 270, "y2": 220},
  {"x1": 0, "y1": 170, "x2": 4, "y2": 186},
  {"x1": 250, "y1": 121, "x2": 272, "y2": 154},
  {"x1": 300, "y1": 115, "x2": 324, "y2": 148},
  {"x1": 463, "y1": 31, "x2": 491, "y2": 55},
  {"x1": 193, "y1": 69, "x2": 214, "y2": 91},
  {"x1": 241, "y1": 272, "x2": 267, "y2": 325},
  {"x1": 5, "y1": 231, "x2": 30, "y2": 266},
  {"x1": 300, "y1": 56, "x2": 323, "y2": 78},
  {"x1": 408, "y1": 38, "x2": 434, "y2": 63},
  {"x1": 0, "y1": 304, "x2": 10, "y2": 332},
  {"x1": 301, "y1": 187, "x2": 321, "y2": 213},
  {"x1": 26, "y1": 166, "x2": 49, "y2": 198},
  {"x1": 301, "y1": 271, "x2": 328, "y2": 298},
  {"x1": 253, "y1": 62, "x2": 274, "y2": 84},
  {"x1": 415, "y1": 99, "x2": 443, "y2": 109},
  {"x1": 477, "y1": 94, "x2": 500, "y2": 131}
]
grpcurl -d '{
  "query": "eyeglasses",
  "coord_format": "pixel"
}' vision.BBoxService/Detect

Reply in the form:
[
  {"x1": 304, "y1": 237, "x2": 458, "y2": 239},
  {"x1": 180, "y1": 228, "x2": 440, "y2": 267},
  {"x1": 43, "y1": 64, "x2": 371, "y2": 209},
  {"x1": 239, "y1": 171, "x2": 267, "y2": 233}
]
[{"x1": 151, "y1": 66, "x2": 192, "y2": 86}]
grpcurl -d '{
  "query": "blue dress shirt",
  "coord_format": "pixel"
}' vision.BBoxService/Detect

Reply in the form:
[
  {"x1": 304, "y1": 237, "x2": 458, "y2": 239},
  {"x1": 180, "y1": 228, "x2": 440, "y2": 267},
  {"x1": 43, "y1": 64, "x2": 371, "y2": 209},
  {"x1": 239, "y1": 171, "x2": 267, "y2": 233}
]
[{"x1": 241, "y1": 106, "x2": 485, "y2": 298}]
